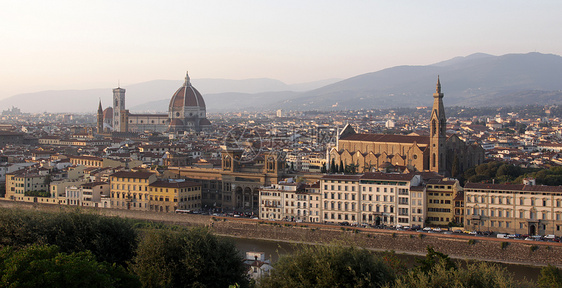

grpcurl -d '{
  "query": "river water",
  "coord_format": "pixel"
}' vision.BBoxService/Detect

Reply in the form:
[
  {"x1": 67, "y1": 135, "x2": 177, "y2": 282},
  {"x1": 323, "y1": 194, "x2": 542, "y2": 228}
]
[{"x1": 227, "y1": 236, "x2": 542, "y2": 282}]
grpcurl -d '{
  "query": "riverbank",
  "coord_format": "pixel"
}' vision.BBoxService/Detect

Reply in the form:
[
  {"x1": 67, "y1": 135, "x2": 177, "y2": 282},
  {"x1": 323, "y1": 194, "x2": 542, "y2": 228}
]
[
  {"x1": 210, "y1": 217, "x2": 562, "y2": 268},
  {"x1": 1, "y1": 199, "x2": 560, "y2": 268},
  {"x1": 227, "y1": 235, "x2": 543, "y2": 282}
]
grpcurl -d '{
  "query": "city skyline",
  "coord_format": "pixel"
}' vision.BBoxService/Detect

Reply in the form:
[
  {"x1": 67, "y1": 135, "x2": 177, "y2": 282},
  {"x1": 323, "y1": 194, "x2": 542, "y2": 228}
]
[{"x1": 2, "y1": 1, "x2": 561, "y2": 100}]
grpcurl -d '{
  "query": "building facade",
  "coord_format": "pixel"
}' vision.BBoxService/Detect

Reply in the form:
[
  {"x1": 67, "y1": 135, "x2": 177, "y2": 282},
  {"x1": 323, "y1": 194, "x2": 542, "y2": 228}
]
[
  {"x1": 320, "y1": 173, "x2": 424, "y2": 227},
  {"x1": 148, "y1": 180, "x2": 201, "y2": 212},
  {"x1": 109, "y1": 171, "x2": 157, "y2": 211},
  {"x1": 464, "y1": 181, "x2": 562, "y2": 236},
  {"x1": 98, "y1": 72, "x2": 211, "y2": 133},
  {"x1": 329, "y1": 78, "x2": 484, "y2": 176},
  {"x1": 426, "y1": 178, "x2": 461, "y2": 226}
]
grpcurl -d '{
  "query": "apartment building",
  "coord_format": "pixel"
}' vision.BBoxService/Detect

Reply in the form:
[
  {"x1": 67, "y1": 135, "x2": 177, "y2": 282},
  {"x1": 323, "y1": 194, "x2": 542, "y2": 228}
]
[
  {"x1": 464, "y1": 180, "x2": 562, "y2": 236},
  {"x1": 321, "y1": 175, "x2": 361, "y2": 224},
  {"x1": 358, "y1": 173, "x2": 424, "y2": 227},
  {"x1": 110, "y1": 171, "x2": 157, "y2": 211},
  {"x1": 426, "y1": 178, "x2": 461, "y2": 226},
  {"x1": 259, "y1": 181, "x2": 321, "y2": 222},
  {"x1": 5, "y1": 171, "x2": 48, "y2": 201},
  {"x1": 148, "y1": 180, "x2": 202, "y2": 213}
]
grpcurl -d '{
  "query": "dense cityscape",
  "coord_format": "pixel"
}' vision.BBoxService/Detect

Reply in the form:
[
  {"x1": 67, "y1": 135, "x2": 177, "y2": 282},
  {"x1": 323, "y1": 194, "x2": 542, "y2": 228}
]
[{"x1": 2, "y1": 73, "x2": 562, "y2": 287}]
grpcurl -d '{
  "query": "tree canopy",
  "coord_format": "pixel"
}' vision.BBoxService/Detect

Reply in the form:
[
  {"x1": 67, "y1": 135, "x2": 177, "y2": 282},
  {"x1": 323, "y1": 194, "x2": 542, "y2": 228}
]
[
  {"x1": 0, "y1": 209, "x2": 138, "y2": 265},
  {"x1": 259, "y1": 244, "x2": 395, "y2": 288},
  {"x1": 132, "y1": 227, "x2": 249, "y2": 288},
  {"x1": 0, "y1": 244, "x2": 139, "y2": 288}
]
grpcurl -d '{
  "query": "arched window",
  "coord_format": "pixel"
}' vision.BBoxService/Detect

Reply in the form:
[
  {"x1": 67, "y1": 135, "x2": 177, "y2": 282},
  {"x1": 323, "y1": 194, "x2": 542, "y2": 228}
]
[
  {"x1": 432, "y1": 153, "x2": 436, "y2": 167},
  {"x1": 432, "y1": 119, "x2": 437, "y2": 135}
]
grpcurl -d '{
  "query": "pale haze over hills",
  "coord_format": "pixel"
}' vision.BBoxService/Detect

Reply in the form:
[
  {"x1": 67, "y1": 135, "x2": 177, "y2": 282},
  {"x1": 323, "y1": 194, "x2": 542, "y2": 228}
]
[{"x1": 2, "y1": 52, "x2": 562, "y2": 113}]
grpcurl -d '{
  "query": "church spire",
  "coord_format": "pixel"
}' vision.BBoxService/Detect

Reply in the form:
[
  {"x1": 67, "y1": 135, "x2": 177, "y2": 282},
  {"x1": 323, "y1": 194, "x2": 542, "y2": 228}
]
[
  {"x1": 98, "y1": 98, "x2": 103, "y2": 113},
  {"x1": 430, "y1": 76, "x2": 446, "y2": 175}
]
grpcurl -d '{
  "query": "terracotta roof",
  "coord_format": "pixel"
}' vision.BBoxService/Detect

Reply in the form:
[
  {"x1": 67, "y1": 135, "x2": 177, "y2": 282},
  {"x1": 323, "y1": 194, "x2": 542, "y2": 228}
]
[
  {"x1": 81, "y1": 182, "x2": 108, "y2": 188},
  {"x1": 200, "y1": 118, "x2": 211, "y2": 126},
  {"x1": 453, "y1": 191, "x2": 464, "y2": 201},
  {"x1": 169, "y1": 76, "x2": 205, "y2": 109},
  {"x1": 465, "y1": 182, "x2": 562, "y2": 193},
  {"x1": 110, "y1": 171, "x2": 155, "y2": 179},
  {"x1": 103, "y1": 107, "x2": 113, "y2": 119},
  {"x1": 340, "y1": 133, "x2": 429, "y2": 145},
  {"x1": 361, "y1": 172, "x2": 416, "y2": 181},
  {"x1": 427, "y1": 178, "x2": 457, "y2": 185},
  {"x1": 170, "y1": 119, "x2": 184, "y2": 126},
  {"x1": 321, "y1": 174, "x2": 362, "y2": 181}
]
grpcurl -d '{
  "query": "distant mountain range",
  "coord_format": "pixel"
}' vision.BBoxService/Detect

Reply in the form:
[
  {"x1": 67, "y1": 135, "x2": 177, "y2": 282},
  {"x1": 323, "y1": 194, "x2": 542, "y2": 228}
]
[
  {"x1": 278, "y1": 52, "x2": 562, "y2": 111},
  {"x1": 2, "y1": 52, "x2": 562, "y2": 113}
]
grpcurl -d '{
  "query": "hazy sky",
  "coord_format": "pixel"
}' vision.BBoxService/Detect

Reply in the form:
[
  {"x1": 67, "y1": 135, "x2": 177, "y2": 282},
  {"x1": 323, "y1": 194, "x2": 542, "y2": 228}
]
[{"x1": 1, "y1": 0, "x2": 561, "y2": 100}]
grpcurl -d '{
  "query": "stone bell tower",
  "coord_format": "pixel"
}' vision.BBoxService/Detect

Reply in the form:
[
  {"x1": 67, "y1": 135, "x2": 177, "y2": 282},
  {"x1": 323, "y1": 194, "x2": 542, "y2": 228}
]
[{"x1": 430, "y1": 76, "x2": 446, "y2": 174}]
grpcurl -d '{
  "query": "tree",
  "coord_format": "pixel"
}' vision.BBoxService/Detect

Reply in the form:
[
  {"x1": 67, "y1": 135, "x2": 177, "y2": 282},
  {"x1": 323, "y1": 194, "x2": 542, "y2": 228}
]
[
  {"x1": 260, "y1": 244, "x2": 394, "y2": 288},
  {"x1": 451, "y1": 155, "x2": 459, "y2": 178},
  {"x1": 538, "y1": 265, "x2": 562, "y2": 288},
  {"x1": 330, "y1": 158, "x2": 336, "y2": 173},
  {"x1": 0, "y1": 244, "x2": 139, "y2": 288},
  {"x1": 132, "y1": 227, "x2": 249, "y2": 288},
  {"x1": 415, "y1": 246, "x2": 456, "y2": 274},
  {"x1": 339, "y1": 160, "x2": 344, "y2": 173},
  {"x1": 391, "y1": 259, "x2": 533, "y2": 288},
  {"x1": 0, "y1": 209, "x2": 138, "y2": 265}
]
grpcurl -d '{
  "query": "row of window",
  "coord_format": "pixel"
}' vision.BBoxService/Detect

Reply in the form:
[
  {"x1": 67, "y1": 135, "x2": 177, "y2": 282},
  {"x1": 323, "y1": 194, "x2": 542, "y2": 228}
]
[
  {"x1": 467, "y1": 195, "x2": 562, "y2": 207},
  {"x1": 324, "y1": 192, "x2": 358, "y2": 200},
  {"x1": 324, "y1": 213, "x2": 357, "y2": 221},
  {"x1": 428, "y1": 199, "x2": 451, "y2": 204},
  {"x1": 324, "y1": 185, "x2": 357, "y2": 192},
  {"x1": 112, "y1": 177, "x2": 149, "y2": 183}
]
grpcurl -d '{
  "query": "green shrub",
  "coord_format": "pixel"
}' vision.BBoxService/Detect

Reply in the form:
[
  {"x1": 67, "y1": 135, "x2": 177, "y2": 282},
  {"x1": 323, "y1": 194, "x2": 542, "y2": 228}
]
[{"x1": 468, "y1": 239, "x2": 476, "y2": 245}]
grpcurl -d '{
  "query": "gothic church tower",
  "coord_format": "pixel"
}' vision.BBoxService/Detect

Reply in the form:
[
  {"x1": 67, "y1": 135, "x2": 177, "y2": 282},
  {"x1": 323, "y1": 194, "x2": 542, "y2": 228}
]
[{"x1": 430, "y1": 76, "x2": 446, "y2": 174}]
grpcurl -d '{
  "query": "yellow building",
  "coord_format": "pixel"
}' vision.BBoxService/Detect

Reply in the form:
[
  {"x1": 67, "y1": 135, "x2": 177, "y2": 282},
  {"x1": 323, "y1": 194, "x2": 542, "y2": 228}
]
[
  {"x1": 110, "y1": 171, "x2": 157, "y2": 211},
  {"x1": 425, "y1": 178, "x2": 461, "y2": 226},
  {"x1": 149, "y1": 180, "x2": 202, "y2": 213},
  {"x1": 5, "y1": 171, "x2": 48, "y2": 201}
]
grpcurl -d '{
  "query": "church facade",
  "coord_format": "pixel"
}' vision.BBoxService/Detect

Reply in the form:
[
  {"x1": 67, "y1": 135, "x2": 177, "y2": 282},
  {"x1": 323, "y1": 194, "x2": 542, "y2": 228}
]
[
  {"x1": 329, "y1": 78, "x2": 484, "y2": 176},
  {"x1": 97, "y1": 72, "x2": 211, "y2": 134}
]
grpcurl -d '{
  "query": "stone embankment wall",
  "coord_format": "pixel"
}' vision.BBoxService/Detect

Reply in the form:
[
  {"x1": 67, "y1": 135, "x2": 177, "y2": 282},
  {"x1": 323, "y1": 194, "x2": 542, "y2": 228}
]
[{"x1": 1, "y1": 200, "x2": 561, "y2": 267}]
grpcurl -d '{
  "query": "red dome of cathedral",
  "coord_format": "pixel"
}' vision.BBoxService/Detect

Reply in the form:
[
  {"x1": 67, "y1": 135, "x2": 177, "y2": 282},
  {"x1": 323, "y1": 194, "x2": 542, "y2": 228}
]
[
  {"x1": 169, "y1": 72, "x2": 205, "y2": 110},
  {"x1": 103, "y1": 107, "x2": 113, "y2": 120},
  {"x1": 169, "y1": 118, "x2": 184, "y2": 126}
]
